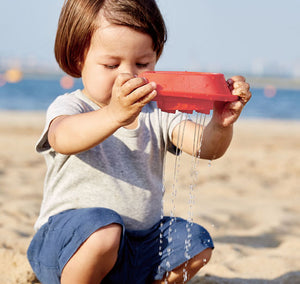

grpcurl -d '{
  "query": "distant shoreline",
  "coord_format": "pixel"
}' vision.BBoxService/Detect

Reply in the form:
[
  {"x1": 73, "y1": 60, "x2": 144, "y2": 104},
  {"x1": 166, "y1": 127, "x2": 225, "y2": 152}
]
[
  {"x1": 245, "y1": 76, "x2": 300, "y2": 90},
  {"x1": 3, "y1": 69, "x2": 299, "y2": 90}
]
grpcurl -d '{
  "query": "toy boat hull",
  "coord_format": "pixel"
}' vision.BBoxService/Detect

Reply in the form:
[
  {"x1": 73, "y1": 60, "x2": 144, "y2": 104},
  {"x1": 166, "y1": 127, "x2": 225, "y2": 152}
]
[{"x1": 141, "y1": 71, "x2": 237, "y2": 113}]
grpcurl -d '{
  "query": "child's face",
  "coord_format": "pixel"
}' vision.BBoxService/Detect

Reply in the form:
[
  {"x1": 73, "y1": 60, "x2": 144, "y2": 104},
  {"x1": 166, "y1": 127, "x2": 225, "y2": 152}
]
[{"x1": 81, "y1": 17, "x2": 157, "y2": 107}]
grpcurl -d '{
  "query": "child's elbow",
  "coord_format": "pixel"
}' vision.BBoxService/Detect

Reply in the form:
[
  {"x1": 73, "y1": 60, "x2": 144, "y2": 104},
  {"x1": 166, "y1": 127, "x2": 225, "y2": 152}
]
[
  {"x1": 48, "y1": 133, "x2": 73, "y2": 155},
  {"x1": 199, "y1": 150, "x2": 226, "y2": 160}
]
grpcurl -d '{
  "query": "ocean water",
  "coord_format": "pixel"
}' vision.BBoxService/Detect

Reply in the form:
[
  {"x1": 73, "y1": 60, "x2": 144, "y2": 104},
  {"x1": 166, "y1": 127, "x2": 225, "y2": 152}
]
[{"x1": 0, "y1": 78, "x2": 299, "y2": 120}]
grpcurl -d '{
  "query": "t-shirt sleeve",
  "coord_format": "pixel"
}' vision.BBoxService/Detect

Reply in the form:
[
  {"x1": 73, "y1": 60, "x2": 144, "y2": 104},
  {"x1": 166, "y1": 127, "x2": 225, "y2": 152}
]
[
  {"x1": 161, "y1": 110, "x2": 192, "y2": 155},
  {"x1": 36, "y1": 93, "x2": 93, "y2": 153}
]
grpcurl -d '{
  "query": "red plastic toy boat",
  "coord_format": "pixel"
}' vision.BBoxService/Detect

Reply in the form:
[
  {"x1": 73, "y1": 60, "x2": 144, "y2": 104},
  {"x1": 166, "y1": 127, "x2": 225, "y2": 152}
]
[{"x1": 140, "y1": 71, "x2": 237, "y2": 114}]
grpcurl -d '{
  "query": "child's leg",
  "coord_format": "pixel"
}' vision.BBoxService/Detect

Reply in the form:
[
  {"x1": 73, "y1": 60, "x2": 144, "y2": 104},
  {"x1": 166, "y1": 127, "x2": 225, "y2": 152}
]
[
  {"x1": 27, "y1": 208, "x2": 124, "y2": 284},
  {"x1": 153, "y1": 248, "x2": 212, "y2": 284},
  {"x1": 61, "y1": 223, "x2": 122, "y2": 284}
]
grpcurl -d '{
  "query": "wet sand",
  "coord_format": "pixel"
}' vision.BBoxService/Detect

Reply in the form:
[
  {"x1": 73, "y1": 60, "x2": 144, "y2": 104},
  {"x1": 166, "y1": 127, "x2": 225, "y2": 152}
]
[{"x1": 0, "y1": 111, "x2": 299, "y2": 283}]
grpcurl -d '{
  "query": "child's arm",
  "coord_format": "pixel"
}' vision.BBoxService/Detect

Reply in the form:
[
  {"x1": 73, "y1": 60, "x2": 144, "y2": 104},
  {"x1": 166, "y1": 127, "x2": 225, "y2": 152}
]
[
  {"x1": 48, "y1": 74, "x2": 157, "y2": 155},
  {"x1": 172, "y1": 75, "x2": 251, "y2": 160}
]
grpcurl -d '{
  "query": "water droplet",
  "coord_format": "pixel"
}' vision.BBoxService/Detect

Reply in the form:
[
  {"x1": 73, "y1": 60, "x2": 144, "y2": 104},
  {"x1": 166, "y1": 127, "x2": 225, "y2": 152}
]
[
  {"x1": 183, "y1": 270, "x2": 188, "y2": 282},
  {"x1": 184, "y1": 251, "x2": 191, "y2": 260}
]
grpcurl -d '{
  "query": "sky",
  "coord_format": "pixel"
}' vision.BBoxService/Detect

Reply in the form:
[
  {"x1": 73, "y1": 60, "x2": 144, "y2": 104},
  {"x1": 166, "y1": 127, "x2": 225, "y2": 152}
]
[{"x1": 1, "y1": 0, "x2": 300, "y2": 76}]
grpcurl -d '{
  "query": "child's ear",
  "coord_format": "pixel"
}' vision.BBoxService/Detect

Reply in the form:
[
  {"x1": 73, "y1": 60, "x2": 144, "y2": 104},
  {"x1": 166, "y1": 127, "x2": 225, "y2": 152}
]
[{"x1": 77, "y1": 61, "x2": 83, "y2": 75}]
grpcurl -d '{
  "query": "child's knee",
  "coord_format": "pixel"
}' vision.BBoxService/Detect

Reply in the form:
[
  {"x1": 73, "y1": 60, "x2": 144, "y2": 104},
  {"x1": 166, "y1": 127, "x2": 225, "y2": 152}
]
[
  {"x1": 192, "y1": 247, "x2": 213, "y2": 269},
  {"x1": 180, "y1": 248, "x2": 213, "y2": 278},
  {"x1": 61, "y1": 224, "x2": 122, "y2": 283},
  {"x1": 88, "y1": 223, "x2": 122, "y2": 256},
  {"x1": 157, "y1": 248, "x2": 213, "y2": 284}
]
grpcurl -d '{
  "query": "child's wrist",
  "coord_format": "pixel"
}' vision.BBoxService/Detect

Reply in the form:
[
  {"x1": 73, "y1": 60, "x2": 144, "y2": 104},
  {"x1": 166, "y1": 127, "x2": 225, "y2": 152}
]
[
  {"x1": 210, "y1": 118, "x2": 233, "y2": 133},
  {"x1": 100, "y1": 106, "x2": 124, "y2": 129}
]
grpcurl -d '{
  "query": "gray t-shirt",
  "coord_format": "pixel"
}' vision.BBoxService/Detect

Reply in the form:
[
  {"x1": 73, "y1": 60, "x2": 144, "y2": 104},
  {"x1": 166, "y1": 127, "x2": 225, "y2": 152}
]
[{"x1": 35, "y1": 90, "x2": 183, "y2": 231}]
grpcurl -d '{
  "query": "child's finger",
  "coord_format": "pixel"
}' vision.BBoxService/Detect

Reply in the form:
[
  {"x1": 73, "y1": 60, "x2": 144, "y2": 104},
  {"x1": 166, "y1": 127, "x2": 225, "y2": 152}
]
[
  {"x1": 233, "y1": 81, "x2": 250, "y2": 91},
  {"x1": 227, "y1": 76, "x2": 246, "y2": 91},
  {"x1": 114, "y1": 73, "x2": 135, "y2": 88},
  {"x1": 230, "y1": 75, "x2": 246, "y2": 82},
  {"x1": 136, "y1": 89, "x2": 157, "y2": 105},
  {"x1": 128, "y1": 81, "x2": 157, "y2": 104},
  {"x1": 122, "y1": 77, "x2": 149, "y2": 97},
  {"x1": 232, "y1": 89, "x2": 252, "y2": 105}
]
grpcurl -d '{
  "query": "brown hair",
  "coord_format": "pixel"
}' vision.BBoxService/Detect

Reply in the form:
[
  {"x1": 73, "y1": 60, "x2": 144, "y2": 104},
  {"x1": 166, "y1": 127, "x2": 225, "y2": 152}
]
[{"x1": 55, "y1": 0, "x2": 167, "y2": 78}]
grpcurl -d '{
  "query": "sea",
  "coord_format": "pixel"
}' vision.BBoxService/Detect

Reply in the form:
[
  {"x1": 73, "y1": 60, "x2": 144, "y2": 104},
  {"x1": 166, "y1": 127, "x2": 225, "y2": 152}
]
[{"x1": 0, "y1": 78, "x2": 299, "y2": 120}]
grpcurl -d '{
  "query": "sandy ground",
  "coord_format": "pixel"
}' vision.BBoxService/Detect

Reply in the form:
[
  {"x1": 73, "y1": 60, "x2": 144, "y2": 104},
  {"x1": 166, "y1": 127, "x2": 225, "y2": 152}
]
[{"x1": 0, "y1": 111, "x2": 299, "y2": 284}]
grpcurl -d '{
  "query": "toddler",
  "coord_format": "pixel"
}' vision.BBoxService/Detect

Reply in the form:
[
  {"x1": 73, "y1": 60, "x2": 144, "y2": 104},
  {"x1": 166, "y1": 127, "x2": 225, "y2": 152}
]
[{"x1": 27, "y1": 0, "x2": 251, "y2": 283}]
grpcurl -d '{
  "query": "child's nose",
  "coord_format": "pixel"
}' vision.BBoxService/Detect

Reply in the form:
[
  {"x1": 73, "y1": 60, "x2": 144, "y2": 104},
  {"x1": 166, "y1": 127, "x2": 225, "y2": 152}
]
[{"x1": 119, "y1": 64, "x2": 138, "y2": 76}]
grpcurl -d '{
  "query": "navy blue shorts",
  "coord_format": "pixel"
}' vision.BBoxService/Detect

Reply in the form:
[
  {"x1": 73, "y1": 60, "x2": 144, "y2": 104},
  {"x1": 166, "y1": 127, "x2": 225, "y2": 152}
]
[{"x1": 27, "y1": 208, "x2": 214, "y2": 284}]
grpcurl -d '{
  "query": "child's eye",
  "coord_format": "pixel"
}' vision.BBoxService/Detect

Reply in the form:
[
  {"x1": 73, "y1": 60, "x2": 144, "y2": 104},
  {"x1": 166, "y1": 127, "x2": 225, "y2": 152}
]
[
  {"x1": 104, "y1": 64, "x2": 119, "y2": 69},
  {"x1": 136, "y1": 63, "x2": 149, "y2": 68}
]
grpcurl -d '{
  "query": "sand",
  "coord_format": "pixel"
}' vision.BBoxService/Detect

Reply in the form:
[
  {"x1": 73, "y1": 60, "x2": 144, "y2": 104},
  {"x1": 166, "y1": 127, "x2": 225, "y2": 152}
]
[{"x1": 0, "y1": 111, "x2": 299, "y2": 284}]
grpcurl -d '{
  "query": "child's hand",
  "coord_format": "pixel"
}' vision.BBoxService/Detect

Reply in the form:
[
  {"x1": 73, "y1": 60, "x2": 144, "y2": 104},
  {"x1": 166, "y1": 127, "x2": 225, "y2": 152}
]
[
  {"x1": 212, "y1": 75, "x2": 251, "y2": 127},
  {"x1": 108, "y1": 73, "x2": 157, "y2": 126}
]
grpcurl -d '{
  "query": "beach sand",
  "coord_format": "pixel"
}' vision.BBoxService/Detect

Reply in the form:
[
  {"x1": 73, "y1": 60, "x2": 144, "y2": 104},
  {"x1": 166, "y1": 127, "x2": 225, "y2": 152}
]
[{"x1": 0, "y1": 111, "x2": 299, "y2": 283}]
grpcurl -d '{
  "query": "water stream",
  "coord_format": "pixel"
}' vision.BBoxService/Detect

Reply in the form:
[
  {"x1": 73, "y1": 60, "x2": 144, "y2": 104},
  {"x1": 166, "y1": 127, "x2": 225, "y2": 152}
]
[{"x1": 160, "y1": 111, "x2": 207, "y2": 283}]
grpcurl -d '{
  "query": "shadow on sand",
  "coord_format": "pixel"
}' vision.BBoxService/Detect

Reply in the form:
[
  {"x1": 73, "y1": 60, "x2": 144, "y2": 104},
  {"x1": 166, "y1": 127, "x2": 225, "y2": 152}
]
[{"x1": 190, "y1": 271, "x2": 300, "y2": 284}]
